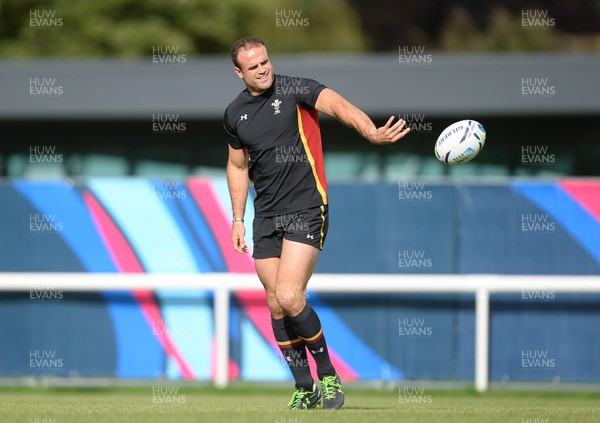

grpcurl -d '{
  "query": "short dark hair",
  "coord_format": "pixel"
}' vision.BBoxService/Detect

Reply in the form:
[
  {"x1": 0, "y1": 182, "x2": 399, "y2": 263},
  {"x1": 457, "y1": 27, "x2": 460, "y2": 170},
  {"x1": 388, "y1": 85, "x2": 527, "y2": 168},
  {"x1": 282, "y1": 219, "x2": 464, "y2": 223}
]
[{"x1": 230, "y1": 37, "x2": 265, "y2": 68}]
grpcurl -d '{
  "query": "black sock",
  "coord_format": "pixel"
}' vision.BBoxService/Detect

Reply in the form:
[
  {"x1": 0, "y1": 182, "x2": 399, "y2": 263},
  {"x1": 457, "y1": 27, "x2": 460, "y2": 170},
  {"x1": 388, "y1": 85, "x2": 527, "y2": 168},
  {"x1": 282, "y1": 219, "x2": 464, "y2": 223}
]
[
  {"x1": 288, "y1": 303, "x2": 336, "y2": 380},
  {"x1": 272, "y1": 316, "x2": 313, "y2": 390}
]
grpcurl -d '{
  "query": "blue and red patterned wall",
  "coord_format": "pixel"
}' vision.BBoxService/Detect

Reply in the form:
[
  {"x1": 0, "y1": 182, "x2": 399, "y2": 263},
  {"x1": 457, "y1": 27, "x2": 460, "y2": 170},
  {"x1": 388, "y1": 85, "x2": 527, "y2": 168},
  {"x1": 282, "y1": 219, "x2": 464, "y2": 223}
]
[{"x1": 0, "y1": 178, "x2": 599, "y2": 382}]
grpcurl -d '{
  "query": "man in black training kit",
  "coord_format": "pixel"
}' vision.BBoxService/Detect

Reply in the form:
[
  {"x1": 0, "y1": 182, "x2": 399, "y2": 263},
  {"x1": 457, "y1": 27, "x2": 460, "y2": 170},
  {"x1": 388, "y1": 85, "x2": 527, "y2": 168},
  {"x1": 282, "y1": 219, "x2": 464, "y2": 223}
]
[{"x1": 224, "y1": 37, "x2": 410, "y2": 410}]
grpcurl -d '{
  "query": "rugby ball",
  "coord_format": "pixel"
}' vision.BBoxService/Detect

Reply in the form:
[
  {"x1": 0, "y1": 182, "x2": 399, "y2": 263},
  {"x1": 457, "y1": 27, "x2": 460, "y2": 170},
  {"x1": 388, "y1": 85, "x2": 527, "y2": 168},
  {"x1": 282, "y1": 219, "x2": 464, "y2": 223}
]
[{"x1": 434, "y1": 120, "x2": 486, "y2": 165}]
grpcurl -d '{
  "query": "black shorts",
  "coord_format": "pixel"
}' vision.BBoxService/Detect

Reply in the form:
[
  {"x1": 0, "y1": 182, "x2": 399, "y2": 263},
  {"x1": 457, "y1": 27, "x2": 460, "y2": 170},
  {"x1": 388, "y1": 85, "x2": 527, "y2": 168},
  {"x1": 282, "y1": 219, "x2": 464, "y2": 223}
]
[{"x1": 252, "y1": 205, "x2": 329, "y2": 259}]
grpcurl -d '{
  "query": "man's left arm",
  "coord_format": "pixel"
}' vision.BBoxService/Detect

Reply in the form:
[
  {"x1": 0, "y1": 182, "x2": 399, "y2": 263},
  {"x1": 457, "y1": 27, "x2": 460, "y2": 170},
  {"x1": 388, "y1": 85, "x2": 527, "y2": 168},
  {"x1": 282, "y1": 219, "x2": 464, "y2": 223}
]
[{"x1": 315, "y1": 88, "x2": 410, "y2": 145}]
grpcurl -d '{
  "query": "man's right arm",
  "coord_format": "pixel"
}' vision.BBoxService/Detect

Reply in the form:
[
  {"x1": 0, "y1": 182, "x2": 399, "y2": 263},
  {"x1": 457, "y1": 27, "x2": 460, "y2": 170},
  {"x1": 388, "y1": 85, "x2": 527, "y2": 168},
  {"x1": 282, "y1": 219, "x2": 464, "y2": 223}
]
[{"x1": 227, "y1": 145, "x2": 249, "y2": 254}]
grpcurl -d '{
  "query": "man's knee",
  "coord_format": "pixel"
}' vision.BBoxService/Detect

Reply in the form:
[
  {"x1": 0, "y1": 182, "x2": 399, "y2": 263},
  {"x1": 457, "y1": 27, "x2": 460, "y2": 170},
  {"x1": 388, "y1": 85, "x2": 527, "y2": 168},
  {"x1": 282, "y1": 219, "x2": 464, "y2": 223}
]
[
  {"x1": 266, "y1": 290, "x2": 285, "y2": 318},
  {"x1": 275, "y1": 288, "x2": 306, "y2": 316}
]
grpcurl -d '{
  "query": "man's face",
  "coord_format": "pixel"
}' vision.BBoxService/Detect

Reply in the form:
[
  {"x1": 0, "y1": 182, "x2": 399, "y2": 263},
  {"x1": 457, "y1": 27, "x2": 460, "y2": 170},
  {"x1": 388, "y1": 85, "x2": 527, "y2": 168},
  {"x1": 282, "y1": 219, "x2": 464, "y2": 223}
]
[{"x1": 234, "y1": 45, "x2": 274, "y2": 96}]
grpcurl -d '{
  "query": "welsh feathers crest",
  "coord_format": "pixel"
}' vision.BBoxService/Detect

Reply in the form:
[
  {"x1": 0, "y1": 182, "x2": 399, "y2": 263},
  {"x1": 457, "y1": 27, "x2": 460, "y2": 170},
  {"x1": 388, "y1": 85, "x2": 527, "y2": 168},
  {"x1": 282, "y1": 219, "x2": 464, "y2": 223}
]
[{"x1": 271, "y1": 99, "x2": 282, "y2": 115}]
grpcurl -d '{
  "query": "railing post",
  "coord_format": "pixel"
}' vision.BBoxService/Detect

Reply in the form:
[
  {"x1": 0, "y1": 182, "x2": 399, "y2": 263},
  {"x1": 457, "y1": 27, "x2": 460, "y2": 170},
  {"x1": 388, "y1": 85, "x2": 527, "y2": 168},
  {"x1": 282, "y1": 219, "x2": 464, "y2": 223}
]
[
  {"x1": 475, "y1": 287, "x2": 490, "y2": 393},
  {"x1": 214, "y1": 286, "x2": 229, "y2": 388}
]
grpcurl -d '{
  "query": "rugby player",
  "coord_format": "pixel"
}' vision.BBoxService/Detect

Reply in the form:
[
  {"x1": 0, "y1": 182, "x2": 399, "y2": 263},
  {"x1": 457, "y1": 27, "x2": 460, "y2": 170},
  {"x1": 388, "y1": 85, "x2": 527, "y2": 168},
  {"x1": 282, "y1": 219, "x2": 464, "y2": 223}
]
[{"x1": 224, "y1": 37, "x2": 410, "y2": 410}]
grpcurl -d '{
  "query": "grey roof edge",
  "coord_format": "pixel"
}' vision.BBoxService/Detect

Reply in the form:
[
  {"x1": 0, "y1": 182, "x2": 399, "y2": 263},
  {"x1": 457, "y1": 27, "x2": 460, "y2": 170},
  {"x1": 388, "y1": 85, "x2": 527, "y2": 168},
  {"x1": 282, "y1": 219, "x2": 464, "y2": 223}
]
[{"x1": 2, "y1": 53, "x2": 599, "y2": 119}]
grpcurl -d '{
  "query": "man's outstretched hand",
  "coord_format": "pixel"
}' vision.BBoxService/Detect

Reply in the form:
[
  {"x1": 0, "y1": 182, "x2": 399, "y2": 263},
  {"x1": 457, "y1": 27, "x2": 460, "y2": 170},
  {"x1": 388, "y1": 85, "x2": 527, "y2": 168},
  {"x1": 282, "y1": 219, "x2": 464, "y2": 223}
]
[{"x1": 368, "y1": 116, "x2": 411, "y2": 145}]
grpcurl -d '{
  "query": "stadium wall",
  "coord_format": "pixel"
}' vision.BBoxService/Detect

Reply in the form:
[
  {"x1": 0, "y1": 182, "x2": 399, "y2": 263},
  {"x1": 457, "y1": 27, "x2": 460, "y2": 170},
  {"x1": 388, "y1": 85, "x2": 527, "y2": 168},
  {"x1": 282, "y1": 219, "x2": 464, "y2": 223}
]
[{"x1": 0, "y1": 178, "x2": 599, "y2": 383}]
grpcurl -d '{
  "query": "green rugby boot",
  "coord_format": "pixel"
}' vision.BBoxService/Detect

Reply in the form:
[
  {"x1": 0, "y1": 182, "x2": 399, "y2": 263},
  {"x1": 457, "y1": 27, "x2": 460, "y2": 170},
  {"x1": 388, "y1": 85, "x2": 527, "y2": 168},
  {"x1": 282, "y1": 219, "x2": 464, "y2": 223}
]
[
  {"x1": 321, "y1": 374, "x2": 344, "y2": 410},
  {"x1": 288, "y1": 383, "x2": 321, "y2": 410}
]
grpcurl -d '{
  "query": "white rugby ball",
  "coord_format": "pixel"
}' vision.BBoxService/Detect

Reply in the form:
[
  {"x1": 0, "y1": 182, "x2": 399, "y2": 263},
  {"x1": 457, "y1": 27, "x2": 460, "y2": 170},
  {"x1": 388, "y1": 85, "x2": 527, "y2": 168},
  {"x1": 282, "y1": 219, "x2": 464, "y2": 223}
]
[{"x1": 434, "y1": 120, "x2": 486, "y2": 165}]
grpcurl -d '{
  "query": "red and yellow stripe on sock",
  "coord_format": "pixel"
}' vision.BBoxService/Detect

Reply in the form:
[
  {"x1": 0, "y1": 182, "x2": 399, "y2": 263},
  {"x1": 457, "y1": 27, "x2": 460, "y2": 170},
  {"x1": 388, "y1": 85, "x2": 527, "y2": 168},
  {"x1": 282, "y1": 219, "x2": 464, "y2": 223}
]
[
  {"x1": 299, "y1": 327, "x2": 324, "y2": 345},
  {"x1": 276, "y1": 337, "x2": 304, "y2": 349}
]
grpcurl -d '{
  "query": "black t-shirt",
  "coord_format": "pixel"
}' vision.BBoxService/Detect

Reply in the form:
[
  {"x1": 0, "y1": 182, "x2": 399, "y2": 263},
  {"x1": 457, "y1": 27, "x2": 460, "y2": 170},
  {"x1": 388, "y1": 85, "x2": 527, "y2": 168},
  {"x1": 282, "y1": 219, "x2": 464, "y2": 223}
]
[{"x1": 224, "y1": 74, "x2": 328, "y2": 217}]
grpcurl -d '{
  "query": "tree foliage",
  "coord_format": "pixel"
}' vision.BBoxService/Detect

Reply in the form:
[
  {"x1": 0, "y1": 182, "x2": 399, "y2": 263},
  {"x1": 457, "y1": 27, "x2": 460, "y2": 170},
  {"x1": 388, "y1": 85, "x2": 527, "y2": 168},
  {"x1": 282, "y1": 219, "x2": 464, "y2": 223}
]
[
  {"x1": 440, "y1": 7, "x2": 557, "y2": 51},
  {"x1": 0, "y1": 0, "x2": 367, "y2": 57}
]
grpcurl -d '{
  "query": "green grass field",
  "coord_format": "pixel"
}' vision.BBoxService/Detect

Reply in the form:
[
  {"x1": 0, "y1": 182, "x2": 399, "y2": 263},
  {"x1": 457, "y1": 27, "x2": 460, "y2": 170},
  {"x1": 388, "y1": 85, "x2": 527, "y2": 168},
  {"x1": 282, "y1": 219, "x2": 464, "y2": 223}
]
[{"x1": 1, "y1": 386, "x2": 598, "y2": 423}]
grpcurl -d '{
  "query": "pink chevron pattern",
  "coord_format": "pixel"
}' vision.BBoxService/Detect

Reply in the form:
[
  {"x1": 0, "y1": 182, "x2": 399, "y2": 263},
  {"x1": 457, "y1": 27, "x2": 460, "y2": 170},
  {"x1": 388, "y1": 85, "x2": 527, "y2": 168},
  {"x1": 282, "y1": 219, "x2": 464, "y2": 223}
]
[
  {"x1": 188, "y1": 179, "x2": 254, "y2": 273},
  {"x1": 83, "y1": 190, "x2": 195, "y2": 379},
  {"x1": 187, "y1": 179, "x2": 253, "y2": 379},
  {"x1": 560, "y1": 180, "x2": 600, "y2": 223},
  {"x1": 83, "y1": 191, "x2": 143, "y2": 273}
]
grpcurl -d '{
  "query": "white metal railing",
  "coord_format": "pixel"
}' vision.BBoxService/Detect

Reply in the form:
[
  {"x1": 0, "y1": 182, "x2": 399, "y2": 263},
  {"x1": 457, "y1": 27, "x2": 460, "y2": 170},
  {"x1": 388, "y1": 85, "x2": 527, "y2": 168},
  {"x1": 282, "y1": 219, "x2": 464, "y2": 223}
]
[{"x1": 3, "y1": 273, "x2": 600, "y2": 391}]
